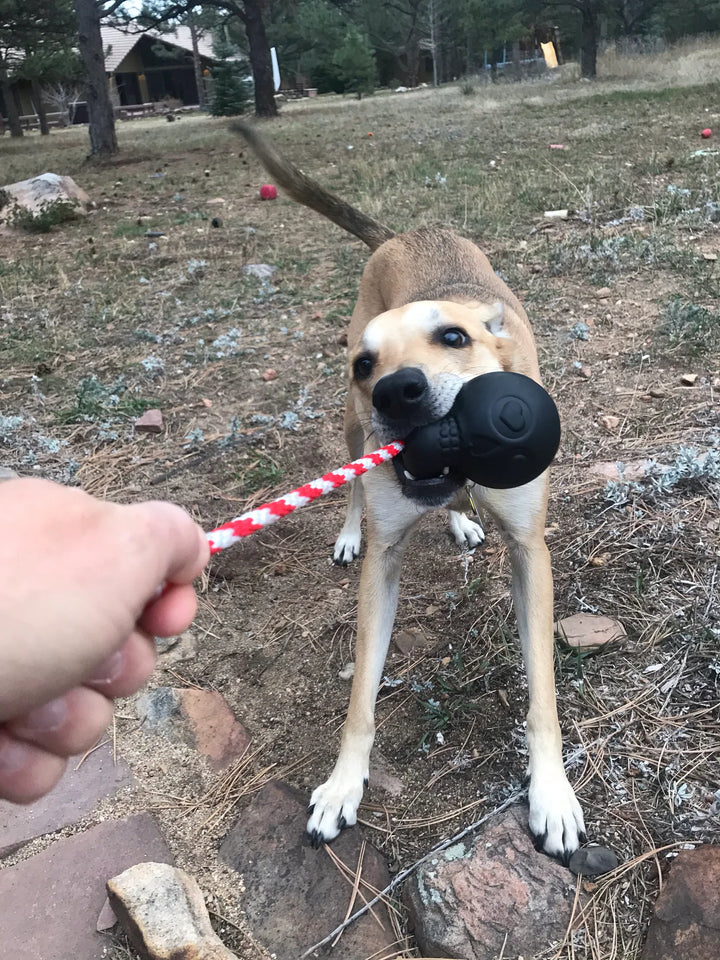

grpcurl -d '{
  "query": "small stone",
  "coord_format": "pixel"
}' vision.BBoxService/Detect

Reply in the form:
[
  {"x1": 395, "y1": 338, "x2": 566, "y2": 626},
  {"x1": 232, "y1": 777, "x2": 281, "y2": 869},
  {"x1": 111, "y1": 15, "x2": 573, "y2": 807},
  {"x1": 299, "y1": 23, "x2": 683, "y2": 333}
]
[
  {"x1": 206, "y1": 197, "x2": 225, "y2": 205},
  {"x1": 134, "y1": 409, "x2": 164, "y2": 434},
  {"x1": 211, "y1": 217, "x2": 222, "y2": 228},
  {"x1": 336, "y1": 331, "x2": 348, "y2": 346},
  {"x1": 369, "y1": 753, "x2": 404, "y2": 797},
  {"x1": 712, "y1": 377, "x2": 720, "y2": 391},
  {"x1": 158, "y1": 630, "x2": 199, "y2": 665},
  {"x1": 702, "y1": 252, "x2": 717, "y2": 261},
  {"x1": 108, "y1": 862, "x2": 238, "y2": 960},
  {"x1": 338, "y1": 661, "x2": 355, "y2": 680},
  {"x1": 544, "y1": 208, "x2": 569, "y2": 219},
  {"x1": 569, "y1": 845, "x2": 619, "y2": 877},
  {"x1": 96, "y1": 897, "x2": 118, "y2": 932},
  {"x1": 680, "y1": 373, "x2": 699, "y2": 386},
  {"x1": 555, "y1": 614, "x2": 626, "y2": 650},
  {"x1": 243, "y1": 263, "x2": 277, "y2": 280},
  {"x1": 642, "y1": 846, "x2": 720, "y2": 960},
  {"x1": 598, "y1": 414, "x2": 620, "y2": 433},
  {"x1": 0, "y1": 467, "x2": 18, "y2": 483},
  {"x1": 262, "y1": 368, "x2": 278, "y2": 381},
  {"x1": 595, "y1": 286, "x2": 612, "y2": 299},
  {"x1": 648, "y1": 386, "x2": 667, "y2": 398},
  {"x1": 590, "y1": 459, "x2": 650, "y2": 482},
  {"x1": 576, "y1": 364, "x2": 592, "y2": 379},
  {"x1": 394, "y1": 626, "x2": 430, "y2": 656}
]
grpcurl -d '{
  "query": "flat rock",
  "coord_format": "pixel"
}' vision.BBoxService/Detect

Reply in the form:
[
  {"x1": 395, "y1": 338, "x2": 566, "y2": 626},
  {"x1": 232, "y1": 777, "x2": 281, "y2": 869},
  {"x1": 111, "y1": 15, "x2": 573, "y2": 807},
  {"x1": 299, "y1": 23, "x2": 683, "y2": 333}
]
[
  {"x1": 136, "y1": 687, "x2": 250, "y2": 770},
  {"x1": 134, "y1": 408, "x2": 164, "y2": 434},
  {"x1": 642, "y1": 847, "x2": 720, "y2": 960},
  {"x1": 569, "y1": 845, "x2": 619, "y2": 877},
  {"x1": 590, "y1": 459, "x2": 651, "y2": 482},
  {"x1": 0, "y1": 741, "x2": 135, "y2": 858},
  {"x1": 555, "y1": 614, "x2": 627, "y2": 651},
  {"x1": 0, "y1": 814, "x2": 172, "y2": 960},
  {"x1": 405, "y1": 805, "x2": 578, "y2": 960},
  {"x1": 220, "y1": 780, "x2": 396, "y2": 960},
  {"x1": 108, "y1": 862, "x2": 238, "y2": 960},
  {"x1": 394, "y1": 626, "x2": 431, "y2": 656}
]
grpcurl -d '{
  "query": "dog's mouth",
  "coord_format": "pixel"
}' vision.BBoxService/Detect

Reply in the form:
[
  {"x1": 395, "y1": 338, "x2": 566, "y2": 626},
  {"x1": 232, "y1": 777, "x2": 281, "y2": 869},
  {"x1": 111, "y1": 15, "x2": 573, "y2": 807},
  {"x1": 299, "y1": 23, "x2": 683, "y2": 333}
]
[{"x1": 391, "y1": 450, "x2": 465, "y2": 505}]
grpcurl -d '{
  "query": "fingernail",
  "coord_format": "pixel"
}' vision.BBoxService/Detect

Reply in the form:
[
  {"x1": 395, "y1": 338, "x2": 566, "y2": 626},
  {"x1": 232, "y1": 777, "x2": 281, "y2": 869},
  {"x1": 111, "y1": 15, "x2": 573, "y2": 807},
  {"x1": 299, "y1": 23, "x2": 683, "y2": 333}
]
[
  {"x1": 0, "y1": 733, "x2": 32, "y2": 773},
  {"x1": 14, "y1": 697, "x2": 68, "y2": 735},
  {"x1": 86, "y1": 650, "x2": 124, "y2": 686}
]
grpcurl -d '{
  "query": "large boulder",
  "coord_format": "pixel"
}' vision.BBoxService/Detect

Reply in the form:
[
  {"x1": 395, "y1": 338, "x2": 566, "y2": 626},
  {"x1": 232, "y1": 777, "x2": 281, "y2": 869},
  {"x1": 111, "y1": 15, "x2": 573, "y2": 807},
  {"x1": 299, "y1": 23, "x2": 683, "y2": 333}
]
[{"x1": 0, "y1": 173, "x2": 92, "y2": 228}]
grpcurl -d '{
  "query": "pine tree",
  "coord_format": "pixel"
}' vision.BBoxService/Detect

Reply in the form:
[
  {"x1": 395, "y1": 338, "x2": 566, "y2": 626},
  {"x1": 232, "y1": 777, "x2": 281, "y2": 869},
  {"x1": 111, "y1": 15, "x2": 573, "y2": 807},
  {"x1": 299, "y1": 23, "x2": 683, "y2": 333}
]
[
  {"x1": 209, "y1": 39, "x2": 250, "y2": 115},
  {"x1": 332, "y1": 26, "x2": 377, "y2": 96}
]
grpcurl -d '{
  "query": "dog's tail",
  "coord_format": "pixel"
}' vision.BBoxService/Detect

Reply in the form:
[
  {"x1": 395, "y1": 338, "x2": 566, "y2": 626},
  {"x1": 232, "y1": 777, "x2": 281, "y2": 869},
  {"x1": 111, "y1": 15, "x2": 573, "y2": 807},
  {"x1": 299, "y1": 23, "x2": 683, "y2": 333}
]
[{"x1": 231, "y1": 121, "x2": 395, "y2": 252}]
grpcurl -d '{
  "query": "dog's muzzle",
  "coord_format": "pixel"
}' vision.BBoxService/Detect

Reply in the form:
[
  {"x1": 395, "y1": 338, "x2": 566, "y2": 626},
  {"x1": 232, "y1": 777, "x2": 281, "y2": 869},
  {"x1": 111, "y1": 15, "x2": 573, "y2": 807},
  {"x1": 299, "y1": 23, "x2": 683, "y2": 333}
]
[{"x1": 372, "y1": 368, "x2": 465, "y2": 505}]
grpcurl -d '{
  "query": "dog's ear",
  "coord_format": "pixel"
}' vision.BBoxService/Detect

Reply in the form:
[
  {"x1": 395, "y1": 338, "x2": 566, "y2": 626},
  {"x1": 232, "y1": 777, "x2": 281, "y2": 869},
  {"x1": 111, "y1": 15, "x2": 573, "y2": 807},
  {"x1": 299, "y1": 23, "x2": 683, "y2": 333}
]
[{"x1": 483, "y1": 301, "x2": 509, "y2": 338}]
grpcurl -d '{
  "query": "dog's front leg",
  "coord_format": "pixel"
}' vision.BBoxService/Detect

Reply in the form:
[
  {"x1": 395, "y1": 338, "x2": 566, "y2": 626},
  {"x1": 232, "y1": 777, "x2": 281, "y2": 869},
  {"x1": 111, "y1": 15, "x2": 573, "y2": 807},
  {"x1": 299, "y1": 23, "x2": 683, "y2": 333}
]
[
  {"x1": 308, "y1": 481, "x2": 417, "y2": 845},
  {"x1": 480, "y1": 479, "x2": 586, "y2": 862}
]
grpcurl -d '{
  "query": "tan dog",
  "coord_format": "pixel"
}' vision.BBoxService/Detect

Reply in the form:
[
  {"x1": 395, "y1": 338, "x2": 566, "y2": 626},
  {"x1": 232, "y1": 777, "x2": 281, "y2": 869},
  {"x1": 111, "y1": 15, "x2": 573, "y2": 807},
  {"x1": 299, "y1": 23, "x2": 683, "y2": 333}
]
[{"x1": 236, "y1": 124, "x2": 586, "y2": 862}]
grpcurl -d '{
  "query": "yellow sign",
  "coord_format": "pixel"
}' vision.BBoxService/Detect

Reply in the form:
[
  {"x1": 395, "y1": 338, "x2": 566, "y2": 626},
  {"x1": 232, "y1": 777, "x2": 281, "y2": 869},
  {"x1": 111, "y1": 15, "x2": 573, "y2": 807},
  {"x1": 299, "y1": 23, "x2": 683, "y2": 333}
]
[{"x1": 541, "y1": 42, "x2": 558, "y2": 69}]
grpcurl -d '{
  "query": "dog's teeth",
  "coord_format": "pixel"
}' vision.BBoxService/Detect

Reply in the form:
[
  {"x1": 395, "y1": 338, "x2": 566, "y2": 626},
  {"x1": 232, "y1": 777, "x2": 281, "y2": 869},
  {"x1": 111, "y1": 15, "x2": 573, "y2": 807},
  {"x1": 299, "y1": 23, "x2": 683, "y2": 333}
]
[
  {"x1": 442, "y1": 466, "x2": 450, "y2": 476},
  {"x1": 403, "y1": 469, "x2": 417, "y2": 481}
]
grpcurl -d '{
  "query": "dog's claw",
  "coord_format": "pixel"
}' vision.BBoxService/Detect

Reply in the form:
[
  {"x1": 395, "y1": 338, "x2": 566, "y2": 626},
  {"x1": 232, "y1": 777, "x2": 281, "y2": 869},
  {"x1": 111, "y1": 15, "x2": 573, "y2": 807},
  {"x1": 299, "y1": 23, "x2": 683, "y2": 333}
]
[
  {"x1": 363, "y1": 776, "x2": 369, "y2": 788},
  {"x1": 337, "y1": 814, "x2": 347, "y2": 830},
  {"x1": 309, "y1": 828, "x2": 322, "y2": 849},
  {"x1": 579, "y1": 830, "x2": 588, "y2": 845}
]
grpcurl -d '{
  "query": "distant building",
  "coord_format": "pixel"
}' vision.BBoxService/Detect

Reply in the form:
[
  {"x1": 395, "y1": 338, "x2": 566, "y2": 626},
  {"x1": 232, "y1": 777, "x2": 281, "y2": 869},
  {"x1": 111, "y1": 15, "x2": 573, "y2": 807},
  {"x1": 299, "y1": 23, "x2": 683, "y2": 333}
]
[{"x1": 0, "y1": 23, "x2": 245, "y2": 128}]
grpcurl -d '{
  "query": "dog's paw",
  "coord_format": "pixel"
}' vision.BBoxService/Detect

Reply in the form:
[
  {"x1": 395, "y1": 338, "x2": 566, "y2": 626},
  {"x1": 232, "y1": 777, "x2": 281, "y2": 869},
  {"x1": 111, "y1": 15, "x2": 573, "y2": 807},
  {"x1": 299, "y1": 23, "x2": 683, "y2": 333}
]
[
  {"x1": 333, "y1": 528, "x2": 362, "y2": 565},
  {"x1": 449, "y1": 510, "x2": 485, "y2": 549},
  {"x1": 528, "y1": 769, "x2": 586, "y2": 864},
  {"x1": 306, "y1": 767, "x2": 368, "y2": 847}
]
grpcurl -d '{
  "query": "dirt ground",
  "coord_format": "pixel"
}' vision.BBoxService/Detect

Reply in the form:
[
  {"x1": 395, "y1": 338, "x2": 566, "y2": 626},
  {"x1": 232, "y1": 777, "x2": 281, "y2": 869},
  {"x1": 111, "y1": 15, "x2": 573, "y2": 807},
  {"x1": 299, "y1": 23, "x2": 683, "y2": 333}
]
[{"x1": 1, "y1": 62, "x2": 719, "y2": 960}]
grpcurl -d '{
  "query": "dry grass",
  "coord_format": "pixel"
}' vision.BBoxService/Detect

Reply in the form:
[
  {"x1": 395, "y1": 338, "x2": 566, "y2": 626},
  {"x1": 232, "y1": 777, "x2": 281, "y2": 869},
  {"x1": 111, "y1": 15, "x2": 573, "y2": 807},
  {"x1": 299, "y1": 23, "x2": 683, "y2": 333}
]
[{"x1": 1, "y1": 62, "x2": 719, "y2": 960}]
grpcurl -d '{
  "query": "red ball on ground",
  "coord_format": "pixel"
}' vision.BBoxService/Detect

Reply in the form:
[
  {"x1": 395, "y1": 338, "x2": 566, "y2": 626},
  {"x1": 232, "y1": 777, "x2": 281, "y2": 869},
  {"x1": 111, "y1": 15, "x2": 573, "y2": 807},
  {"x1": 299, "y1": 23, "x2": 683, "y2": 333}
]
[
  {"x1": 260, "y1": 184, "x2": 278, "y2": 200},
  {"x1": 701, "y1": 128, "x2": 712, "y2": 139}
]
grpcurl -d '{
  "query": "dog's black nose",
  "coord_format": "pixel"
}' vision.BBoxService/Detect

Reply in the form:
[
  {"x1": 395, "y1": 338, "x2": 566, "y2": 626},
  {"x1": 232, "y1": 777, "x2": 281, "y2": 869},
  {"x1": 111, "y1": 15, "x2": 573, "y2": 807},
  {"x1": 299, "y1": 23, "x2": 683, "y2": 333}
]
[{"x1": 372, "y1": 368, "x2": 429, "y2": 422}]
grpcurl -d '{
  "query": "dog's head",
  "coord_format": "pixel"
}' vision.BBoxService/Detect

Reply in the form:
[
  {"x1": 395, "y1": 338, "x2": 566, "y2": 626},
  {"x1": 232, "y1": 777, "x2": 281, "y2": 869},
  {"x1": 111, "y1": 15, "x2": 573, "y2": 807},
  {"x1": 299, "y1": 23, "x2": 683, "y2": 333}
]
[{"x1": 349, "y1": 300, "x2": 516, "y2": 506}]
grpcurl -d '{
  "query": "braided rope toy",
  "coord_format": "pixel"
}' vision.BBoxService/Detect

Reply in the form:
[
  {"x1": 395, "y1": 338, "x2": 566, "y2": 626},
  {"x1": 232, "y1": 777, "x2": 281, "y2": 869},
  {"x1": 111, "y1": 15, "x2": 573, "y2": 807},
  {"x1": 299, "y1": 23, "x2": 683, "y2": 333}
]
[{"x1": 206, "y1": 441, "x2": 404, "y2": 555}]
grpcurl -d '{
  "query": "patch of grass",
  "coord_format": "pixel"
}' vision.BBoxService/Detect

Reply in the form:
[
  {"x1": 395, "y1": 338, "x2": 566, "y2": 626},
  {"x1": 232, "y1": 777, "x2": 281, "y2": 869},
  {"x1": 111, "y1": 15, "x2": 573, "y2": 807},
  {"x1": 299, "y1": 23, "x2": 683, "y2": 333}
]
[
  {"x1": 56, "y1": 375, "x2": 153, "y2": 425},
  {"x1": 661, "y1": 296, "x2": 720, "y2": 354},
  {"x1": 3, "y1": 198, "x2": 79, "y2": 233},
  {"x1": 235, "y1": 457, "x2": 284, "y2": 495},
  {"x1": 113, "y1": 221, "x2": 151, "y2": 238}
]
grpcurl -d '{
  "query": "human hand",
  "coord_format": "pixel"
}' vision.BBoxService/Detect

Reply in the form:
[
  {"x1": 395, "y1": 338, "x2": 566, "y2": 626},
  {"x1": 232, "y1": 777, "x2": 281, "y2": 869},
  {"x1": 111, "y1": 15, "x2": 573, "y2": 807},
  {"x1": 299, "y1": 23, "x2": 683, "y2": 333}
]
[{"x1": 0, "y1": 479, "x2": 209, "y2": 803}]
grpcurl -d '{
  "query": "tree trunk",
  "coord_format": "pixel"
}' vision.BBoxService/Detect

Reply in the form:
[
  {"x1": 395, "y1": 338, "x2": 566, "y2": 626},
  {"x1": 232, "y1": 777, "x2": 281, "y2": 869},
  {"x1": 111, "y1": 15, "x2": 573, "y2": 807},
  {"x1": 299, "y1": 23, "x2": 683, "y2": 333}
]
[
  {"x1": 580, "y1": 8, "x2": 599, "y2": 78},
  {"x1": 189, "y1": 20, "x2": 207, "y2": 110},
  {"x1": 74, "y1": 0, "x2": 118, "y2": 157},
  {"x1": 1, "y1": 70, "x2": 23, "y2": 137},
  {"x1": 31, "y1": 77, "x2": 50, "y2": 135},
  {"x1": 242, "y1": 0, "x2": 277, "y2": 118}
]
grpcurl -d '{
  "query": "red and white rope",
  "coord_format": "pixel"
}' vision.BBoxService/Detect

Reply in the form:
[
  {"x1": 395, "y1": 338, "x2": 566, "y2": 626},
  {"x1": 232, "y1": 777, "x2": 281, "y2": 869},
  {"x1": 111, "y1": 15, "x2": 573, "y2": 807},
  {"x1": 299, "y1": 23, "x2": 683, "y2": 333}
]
[{"x1": 206, "y1": 441, "x2": 404, "y2": 555}]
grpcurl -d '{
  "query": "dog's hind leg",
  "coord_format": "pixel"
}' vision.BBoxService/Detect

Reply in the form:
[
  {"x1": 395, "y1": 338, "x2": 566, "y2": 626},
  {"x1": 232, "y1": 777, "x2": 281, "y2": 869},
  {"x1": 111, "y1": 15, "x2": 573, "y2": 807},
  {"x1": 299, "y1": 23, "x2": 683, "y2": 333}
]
[
  {"x1": 478, "y1": 477, "x2": 586, "y2": 863},
  {"x1": 448, "y1": 510, "x2": 485, "y2": 549},
  {"x1": 333, "y1": 405, "x2": 365, "y2": 565},
  {"x1": 447, "y1": 489, "x2": 485, "y2": 549}
]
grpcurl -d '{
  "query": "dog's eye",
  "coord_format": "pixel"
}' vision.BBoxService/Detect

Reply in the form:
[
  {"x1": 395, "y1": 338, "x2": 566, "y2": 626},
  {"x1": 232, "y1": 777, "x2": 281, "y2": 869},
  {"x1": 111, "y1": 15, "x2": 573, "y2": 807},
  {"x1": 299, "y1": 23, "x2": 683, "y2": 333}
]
[
  {"x1": 353, "y1": 355, "x2": 374, "y2": 380},
  {"x1": 440, "y1": 327, "x2": 469, "y2": 348}
]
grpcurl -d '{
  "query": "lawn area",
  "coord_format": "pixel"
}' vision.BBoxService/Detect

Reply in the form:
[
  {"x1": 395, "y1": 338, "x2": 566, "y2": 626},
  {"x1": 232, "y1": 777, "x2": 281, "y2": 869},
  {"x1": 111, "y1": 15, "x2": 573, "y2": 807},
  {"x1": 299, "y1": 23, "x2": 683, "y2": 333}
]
[{"x1": 1, "y1": 55, "x2": 719, "y2": 959}]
